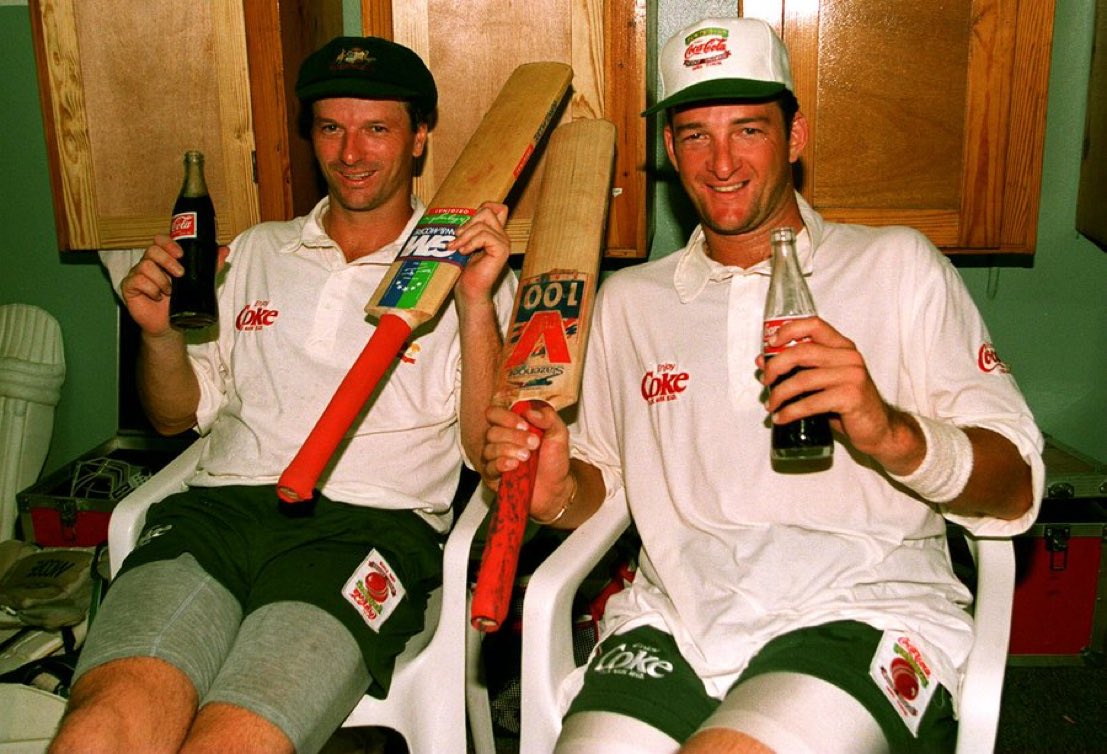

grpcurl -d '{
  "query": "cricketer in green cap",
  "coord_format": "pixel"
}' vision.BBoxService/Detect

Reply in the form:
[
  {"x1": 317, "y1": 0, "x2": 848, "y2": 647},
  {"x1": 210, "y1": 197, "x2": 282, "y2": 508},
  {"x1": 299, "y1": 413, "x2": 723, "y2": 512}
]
[{"x1": 295, "y1": 36, "x2": 438, "y2": 118}]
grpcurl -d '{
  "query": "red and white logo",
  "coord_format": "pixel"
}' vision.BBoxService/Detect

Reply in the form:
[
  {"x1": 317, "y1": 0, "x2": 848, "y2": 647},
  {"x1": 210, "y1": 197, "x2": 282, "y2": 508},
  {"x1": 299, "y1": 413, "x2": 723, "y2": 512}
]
[
  {"x1": 641, "y1": 362, "x2": 690, "y2": 405},
  {"x1": 683, "y1": 28, "x2": 731, "y2": 70},
  {"x1": 170, "y1": 212, "x2": 197, "y2": 241},
  {"x1": 399, "y1": 341, "x2": 421, "y2": 365},
  {"x1": 235, "y1": 300, "x2": 279, "y2": 331},
  {"x1": 343, "y1": 549, "x2": 405, "y2": 633},
  {"x1": 977, "y1": 342, "x2": 1010, "y2": 374}
]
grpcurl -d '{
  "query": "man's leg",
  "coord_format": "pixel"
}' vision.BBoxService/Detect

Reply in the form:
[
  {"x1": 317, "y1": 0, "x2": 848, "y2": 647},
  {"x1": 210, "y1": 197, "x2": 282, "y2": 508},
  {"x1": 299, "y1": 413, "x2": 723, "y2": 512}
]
[
  {"x1": 49, "y1": 657, "x2": 197, "y2": 754},
  {"x1": 681, "y1": 672, "x2": 888, "y2": 754},
  {"x1": 682, "y1": 622, "x2": 957, "y2": 754},
  {"x1": 182, "y1": 601, "x2": 370, "y2": 754},
  {"x1": 180, "y1": 702, "x2": 295, "y2": 754},
  {"x1": 557, "y1": 711, "x2": 682, "y2": 754},
  {"x1": 49, "y1": 554, "x2": 242, "y2": 754},
  {"x1": 557, "y1": 626, "x2": 717, "y2": 754}
]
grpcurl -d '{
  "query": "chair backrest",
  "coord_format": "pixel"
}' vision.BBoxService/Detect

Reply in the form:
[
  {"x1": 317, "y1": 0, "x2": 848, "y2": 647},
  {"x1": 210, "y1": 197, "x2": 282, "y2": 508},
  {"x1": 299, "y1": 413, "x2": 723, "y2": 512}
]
[
  {"x1": 0, "y1": 304, "x2": 65, "y2": 541},
  {"x1": 519, "y1": 499, "x2": 1016, "y2": 753},
  {"x1": 106, "y1": 440, "x2": 496, "y2": 754}
]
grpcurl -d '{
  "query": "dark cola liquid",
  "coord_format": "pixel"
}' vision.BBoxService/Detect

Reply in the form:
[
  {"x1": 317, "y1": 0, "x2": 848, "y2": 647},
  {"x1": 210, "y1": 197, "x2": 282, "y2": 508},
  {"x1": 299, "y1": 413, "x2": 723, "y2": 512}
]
[
  {"x1": 769, "y1": 363, "x2": 833, "y2": 460},
  {"x1": 169, "y1": 193, "x2": 218, "y2": 329}
]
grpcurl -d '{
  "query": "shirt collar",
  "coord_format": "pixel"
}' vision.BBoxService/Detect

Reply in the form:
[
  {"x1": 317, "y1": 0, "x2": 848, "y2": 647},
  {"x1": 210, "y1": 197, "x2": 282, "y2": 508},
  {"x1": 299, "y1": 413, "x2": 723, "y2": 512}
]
[
  {"x1": 673, "y1": 193, "x2": 825, "y2": 303},
  {"x1": 282, "y1": 195, "x2": 427, "y2": 265}
]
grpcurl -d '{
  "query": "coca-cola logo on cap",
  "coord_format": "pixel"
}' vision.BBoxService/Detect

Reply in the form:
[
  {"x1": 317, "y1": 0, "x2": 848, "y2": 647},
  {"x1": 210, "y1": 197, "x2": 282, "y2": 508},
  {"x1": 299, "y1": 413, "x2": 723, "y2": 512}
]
[{"x1": 683, "y1": 27, "x2": 731, "y2": 69}]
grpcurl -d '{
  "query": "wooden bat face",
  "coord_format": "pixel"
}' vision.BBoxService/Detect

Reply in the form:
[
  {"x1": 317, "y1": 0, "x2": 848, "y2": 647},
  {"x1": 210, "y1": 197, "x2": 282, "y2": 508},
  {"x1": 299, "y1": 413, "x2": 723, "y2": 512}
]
[
  {"x1": 471, "y1": 118, "x2": 616, "y2": 632},
  {"x1": 493, "y1": 118, "x2": 617, "y2": 412},
  {"x1": 365, "y1": 62, "x2": 573, "y2": 327}
]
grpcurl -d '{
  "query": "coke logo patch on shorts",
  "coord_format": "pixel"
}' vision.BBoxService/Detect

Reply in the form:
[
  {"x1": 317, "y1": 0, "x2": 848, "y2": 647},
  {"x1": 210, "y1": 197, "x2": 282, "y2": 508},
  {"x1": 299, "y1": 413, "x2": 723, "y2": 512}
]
[{"x1": 342, "y1": 549, "x2": 405, "y2": 633}]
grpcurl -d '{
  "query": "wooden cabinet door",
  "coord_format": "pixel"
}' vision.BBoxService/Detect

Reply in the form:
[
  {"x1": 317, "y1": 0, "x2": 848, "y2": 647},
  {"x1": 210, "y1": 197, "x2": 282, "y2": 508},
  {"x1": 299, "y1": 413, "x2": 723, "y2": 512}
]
[
  {"x1": 30, "y1": 0, "x2": 341, "y2": 252},
  {"x1": 750, "y1": 0, "x2": 1055, "y2": 255},
  {"x1": 30, "y1": 0, "x2": 260, "y2": 250},
  {"x1": 361, "y1": 0, "x2": 649, "y2": 259}
]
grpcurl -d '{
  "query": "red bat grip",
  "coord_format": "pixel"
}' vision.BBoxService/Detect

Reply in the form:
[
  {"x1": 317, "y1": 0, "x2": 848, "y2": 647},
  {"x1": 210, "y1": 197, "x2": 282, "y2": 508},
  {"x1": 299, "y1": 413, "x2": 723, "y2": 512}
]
[
  {"x1": 470, "y1": 400, "x2": 545, "y2": 631},
  {"x1": 277, "y1": 313, "x2": 413, "y2": 503}
]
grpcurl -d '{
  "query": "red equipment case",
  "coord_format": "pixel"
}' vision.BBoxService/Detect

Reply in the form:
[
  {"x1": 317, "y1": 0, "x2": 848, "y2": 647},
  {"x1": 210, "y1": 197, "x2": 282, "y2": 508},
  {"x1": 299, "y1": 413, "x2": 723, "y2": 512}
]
[
  {"x1": 1008, "y1": 437, "x2": 1107, "y2": 666},
  {"x1": 16, "y1": 434, "x2": 190, "y2": 547}
]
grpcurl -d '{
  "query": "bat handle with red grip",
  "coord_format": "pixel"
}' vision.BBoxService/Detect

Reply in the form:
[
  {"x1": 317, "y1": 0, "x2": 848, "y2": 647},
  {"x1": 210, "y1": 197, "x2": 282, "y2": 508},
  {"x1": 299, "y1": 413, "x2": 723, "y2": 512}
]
[
  {"x1": 470, "y1": 399, "x2": 545, "y2": 631},
  {"x1": 277, "y1": 313, "x2": 413, "y2": 508}
]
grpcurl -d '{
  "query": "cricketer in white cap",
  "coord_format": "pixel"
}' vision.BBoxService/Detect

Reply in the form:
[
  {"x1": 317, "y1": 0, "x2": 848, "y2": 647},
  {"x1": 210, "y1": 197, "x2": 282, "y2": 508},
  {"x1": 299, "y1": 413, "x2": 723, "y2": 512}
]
[
  {"x1": 479, "y1": 14, "x2": 1042, "y2": 754},
  {"x1": 644, "y1": 16, "x2": 794, "y2": 114}
]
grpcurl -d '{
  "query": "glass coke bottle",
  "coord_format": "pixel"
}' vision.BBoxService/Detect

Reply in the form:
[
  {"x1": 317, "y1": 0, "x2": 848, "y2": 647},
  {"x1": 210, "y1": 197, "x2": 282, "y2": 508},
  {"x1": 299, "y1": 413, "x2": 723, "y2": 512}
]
[{"x1": 762, "y1": 227, "x2": 833, "y2": 461}]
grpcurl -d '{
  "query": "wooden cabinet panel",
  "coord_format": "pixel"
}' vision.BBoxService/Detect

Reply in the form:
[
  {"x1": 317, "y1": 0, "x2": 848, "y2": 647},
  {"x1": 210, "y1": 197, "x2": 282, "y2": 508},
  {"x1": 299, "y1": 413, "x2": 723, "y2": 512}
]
[
  {"x1": 747, "y1": 0, "x2": 1055, "y2": 254},
  {"x1": 30, "y1": 0, "x2": 259, "y2": 250},
  {"x1": 30, "y1": 0, "x2": 340, "y2": 252},
  {"x1": 1077, "y1": 0, "x2": 1107, "y2": 250},
  {"x1": 362, "y1": 0, "x2": 648, "y2": 258}
]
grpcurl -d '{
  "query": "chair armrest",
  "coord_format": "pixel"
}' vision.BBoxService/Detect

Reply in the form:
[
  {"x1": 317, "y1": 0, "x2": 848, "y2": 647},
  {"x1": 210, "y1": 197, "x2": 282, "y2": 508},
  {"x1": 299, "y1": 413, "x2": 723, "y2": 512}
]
[
  {"x1": 443, "y1": 484, "x2": 493, "y2": 626},
  {"x1": 955, "y1": 534, "x2": 1015, "y2": 754},
  {"x1": 106, "y1": 439, "x2": 204, "y2": 578},
  {"x1": 520, "y1": 491, "x2": 631, "y2": 752}
]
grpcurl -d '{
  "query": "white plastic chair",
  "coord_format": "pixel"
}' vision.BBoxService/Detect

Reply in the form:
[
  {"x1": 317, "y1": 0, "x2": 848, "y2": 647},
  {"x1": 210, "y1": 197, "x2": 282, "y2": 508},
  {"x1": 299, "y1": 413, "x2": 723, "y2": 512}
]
[
  {"x1": 0, "y1": 304, "x2": 65, "y2": 542},
  {"x1": 520, "y1": 491, "x2": 1016, "y2": 754},
  {"x1": 107, "y1": 439, "x2": 496, "y2": 754}
]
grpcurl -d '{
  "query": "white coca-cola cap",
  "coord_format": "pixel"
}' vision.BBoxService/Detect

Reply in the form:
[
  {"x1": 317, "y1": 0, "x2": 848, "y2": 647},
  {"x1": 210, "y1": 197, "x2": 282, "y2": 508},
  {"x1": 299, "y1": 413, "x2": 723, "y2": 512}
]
[{"x1": 644, "y1": 17, "x2": 793, "y2": 116}]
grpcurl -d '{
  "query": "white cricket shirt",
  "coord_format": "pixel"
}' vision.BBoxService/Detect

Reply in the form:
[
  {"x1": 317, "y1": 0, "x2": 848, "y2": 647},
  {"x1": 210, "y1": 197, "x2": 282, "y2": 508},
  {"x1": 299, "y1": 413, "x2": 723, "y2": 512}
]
[
  {"x1": 185, "y1": 198, "x2": 516, "y2": 531},
  {"x1": 570, "y1": 196, "x2": 1045, "y2": 703}
]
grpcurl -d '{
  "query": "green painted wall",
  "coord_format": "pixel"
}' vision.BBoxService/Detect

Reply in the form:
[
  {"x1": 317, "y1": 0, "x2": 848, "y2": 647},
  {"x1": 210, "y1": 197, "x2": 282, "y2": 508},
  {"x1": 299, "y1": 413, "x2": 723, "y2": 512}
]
[
  {"x1": 0, "y1": 0, "x2": 1103, "y2": 489},
  {"x1": 957, "y1": 0, "x2": 1107, "y2": 463},
  {"x1": 0, "y1": 5, "x2": 119, "y2": 474}
]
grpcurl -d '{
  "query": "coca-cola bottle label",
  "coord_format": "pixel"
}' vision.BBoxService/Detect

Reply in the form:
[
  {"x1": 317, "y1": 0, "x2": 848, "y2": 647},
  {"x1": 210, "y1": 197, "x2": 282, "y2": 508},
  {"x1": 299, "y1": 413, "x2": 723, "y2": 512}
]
[
  {"x1": 762, "y1": 316, "x2": 811, "y2": 355},
  {"x1": 170, "y1": 212, "x2": 198, "y2": 241}
]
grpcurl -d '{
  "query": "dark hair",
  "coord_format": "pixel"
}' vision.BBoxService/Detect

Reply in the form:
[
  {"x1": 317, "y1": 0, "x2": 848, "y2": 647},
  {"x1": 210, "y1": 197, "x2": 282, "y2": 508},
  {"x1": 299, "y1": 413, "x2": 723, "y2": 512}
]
[{"x1": 666, "y1": 90, "x2": 800, "y2": 137}]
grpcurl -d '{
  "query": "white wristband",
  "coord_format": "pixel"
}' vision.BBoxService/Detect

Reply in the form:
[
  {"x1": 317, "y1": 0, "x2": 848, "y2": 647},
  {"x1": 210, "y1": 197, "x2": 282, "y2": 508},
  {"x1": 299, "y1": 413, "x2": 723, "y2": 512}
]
[{"x1": 888, "y1": 414, "x2": 974, "y2": 503}]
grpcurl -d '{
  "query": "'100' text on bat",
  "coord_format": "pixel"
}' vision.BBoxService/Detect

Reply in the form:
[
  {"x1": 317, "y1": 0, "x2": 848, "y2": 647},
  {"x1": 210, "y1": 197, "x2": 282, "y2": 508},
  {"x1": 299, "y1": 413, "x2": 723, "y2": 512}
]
[{"x1": 470, "y1": 117, "x2": 616, "y2": 631}]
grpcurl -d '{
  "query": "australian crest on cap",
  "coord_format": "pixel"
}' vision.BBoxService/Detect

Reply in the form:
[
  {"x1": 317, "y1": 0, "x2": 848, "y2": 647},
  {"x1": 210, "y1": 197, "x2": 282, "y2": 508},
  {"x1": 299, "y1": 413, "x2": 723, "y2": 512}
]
[
  {"x1": 333, "y1": 46, "x2": 376, "y2": 72},
  {"x1": 684, "y1": 26, "x2": 731, "y2": 70}
]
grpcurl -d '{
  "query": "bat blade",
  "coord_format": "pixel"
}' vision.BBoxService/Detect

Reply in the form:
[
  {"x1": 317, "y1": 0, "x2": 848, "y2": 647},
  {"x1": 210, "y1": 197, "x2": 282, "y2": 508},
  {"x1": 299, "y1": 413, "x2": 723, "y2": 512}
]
[
  {"x1": 470, "y1": 118, "x2": 617, "y2": 631},
  {"x1": 277, "y1": 62, "x2": 572, "y2": 505}
]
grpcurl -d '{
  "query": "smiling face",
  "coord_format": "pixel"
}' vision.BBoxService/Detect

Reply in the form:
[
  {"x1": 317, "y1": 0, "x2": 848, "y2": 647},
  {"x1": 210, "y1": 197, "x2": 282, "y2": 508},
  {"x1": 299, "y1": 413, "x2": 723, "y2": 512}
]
[
  {"x1": 311, "y1": 97, "x2": 427, "y2": 220},
  {"x1": 664, "y1": 100, "x2": 807, "y2": 249}
]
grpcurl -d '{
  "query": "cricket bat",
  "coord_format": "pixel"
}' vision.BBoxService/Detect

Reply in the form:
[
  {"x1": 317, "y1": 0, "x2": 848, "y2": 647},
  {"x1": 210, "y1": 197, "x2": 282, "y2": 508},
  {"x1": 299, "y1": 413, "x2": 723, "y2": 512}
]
[
  {"x1": 277, "y1": 61, "x2": 573, "y2": 505},
  {"x1": 470, "y1": 118, "x2": 616, "y2": 631}
]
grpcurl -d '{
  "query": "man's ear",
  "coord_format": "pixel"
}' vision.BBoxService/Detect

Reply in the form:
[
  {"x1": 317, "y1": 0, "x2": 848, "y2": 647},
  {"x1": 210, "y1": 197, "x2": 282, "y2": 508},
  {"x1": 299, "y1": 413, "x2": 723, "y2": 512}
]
[
  {"x1": 788, "y1": 110, "x2": 809, "y2": 164},
  {"x1": 413, "y1": 123, "x2": 429, "y2": 159},
  {"x1": 663, "y1": 123, "x2": 680, "y2": 173}
]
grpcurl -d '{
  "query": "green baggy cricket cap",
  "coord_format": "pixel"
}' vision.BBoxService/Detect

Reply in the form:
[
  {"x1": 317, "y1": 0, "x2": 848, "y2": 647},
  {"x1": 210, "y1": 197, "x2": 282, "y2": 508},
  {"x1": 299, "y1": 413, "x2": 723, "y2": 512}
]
[{"x1": 295, "y1": 36, "x2": 437, "y2": 114}]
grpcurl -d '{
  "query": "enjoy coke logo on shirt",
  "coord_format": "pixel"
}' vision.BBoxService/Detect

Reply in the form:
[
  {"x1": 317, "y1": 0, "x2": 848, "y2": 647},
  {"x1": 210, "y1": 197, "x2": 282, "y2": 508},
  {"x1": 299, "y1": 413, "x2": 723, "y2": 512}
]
[
  {"x1": 641, "y1": 362, "x2": 690, "y2": 405},
  {"x1": 235, "y1": 301, "x2": 279, "y2": 331}
]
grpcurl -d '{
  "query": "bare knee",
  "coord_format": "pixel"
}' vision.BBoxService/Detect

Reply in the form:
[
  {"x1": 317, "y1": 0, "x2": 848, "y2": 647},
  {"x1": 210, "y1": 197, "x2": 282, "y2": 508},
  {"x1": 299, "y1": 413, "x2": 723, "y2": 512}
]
[
  {"x1": 49, "y1": 657, "x2": 197, "y2": 754},
  {"x1": 682, "y1": 728, "x2": 775, "y2": 754},
  {"x1": 180, "y1": 702, "x2": 294, "y2": 754}
]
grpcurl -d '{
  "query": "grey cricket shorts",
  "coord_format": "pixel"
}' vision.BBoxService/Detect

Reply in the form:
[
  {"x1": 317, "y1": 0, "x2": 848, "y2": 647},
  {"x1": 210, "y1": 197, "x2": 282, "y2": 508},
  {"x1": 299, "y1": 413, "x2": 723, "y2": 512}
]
[
  {"x1": 74, "y1": 553, "x2": 368, "y2": 754},
  {"x1": 75, "y1": 485, "x2": 445, "y2": 753}
]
